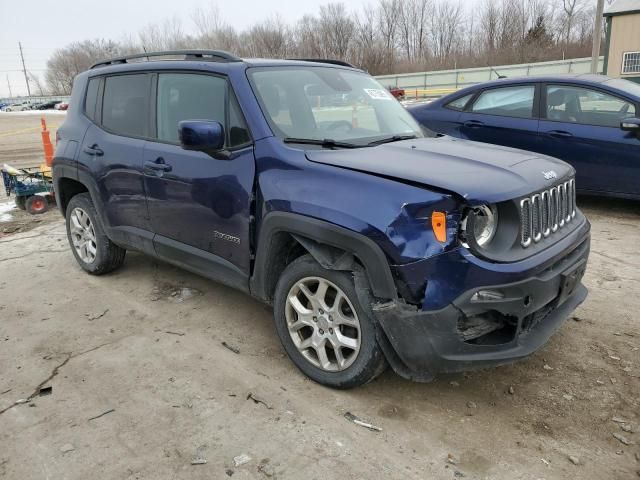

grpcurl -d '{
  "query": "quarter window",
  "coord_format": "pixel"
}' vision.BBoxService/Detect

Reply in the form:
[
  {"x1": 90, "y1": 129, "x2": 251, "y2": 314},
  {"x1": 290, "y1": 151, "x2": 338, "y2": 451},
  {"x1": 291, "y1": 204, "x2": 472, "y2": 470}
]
[
  {"x1": 156, "y1": 73, "x2": 249, "y2": 147},
  {"x1": 84, "y1": 78, "x2": 100, "y2": 122},
  {"x1": 546, "y1": 85, "x2": 636, "y2": 128},
  {"x1": 102, "y1": 74, "x2": 150, "y2": 137},
  {"x1": 445, "y1": 93, "x2": 473, "y2": 111},
  {"x1": 470, "y1": 85, "x2": 535, "y2": 119}
]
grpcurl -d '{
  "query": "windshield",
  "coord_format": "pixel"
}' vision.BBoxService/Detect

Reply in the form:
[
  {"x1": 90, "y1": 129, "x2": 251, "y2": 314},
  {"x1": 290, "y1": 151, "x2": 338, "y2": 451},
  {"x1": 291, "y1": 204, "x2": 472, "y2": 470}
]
[{"x1": 248, "y1": 66, "x2": 425, "y2": 145}]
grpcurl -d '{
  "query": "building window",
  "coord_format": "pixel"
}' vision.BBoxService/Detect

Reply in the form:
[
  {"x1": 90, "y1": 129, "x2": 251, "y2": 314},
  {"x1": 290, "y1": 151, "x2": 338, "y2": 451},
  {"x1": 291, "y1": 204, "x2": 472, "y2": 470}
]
[{"x1": 622, "y1": 52, "x2": 640, "y2": 74}]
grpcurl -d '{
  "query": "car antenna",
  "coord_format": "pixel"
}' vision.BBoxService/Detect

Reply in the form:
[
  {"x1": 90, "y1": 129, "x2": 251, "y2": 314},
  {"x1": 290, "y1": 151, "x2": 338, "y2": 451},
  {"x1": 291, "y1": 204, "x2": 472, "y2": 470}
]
[{"x1": 490, "y1": 66, "x2": 507, "y2": 79}]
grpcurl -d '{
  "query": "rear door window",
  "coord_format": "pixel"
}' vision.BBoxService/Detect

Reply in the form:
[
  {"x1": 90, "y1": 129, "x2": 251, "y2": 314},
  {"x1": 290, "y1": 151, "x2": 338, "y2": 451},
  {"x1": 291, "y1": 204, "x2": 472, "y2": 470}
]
[
  {"x1": 546, "y1": 85, "x2": 636, "y2": 127},
  {"x1": 102, "y1": 74, "x2": 151, "y2": 137},
  {"x1": 470, "y1": 85, "x2": 535, "y2": 119}
]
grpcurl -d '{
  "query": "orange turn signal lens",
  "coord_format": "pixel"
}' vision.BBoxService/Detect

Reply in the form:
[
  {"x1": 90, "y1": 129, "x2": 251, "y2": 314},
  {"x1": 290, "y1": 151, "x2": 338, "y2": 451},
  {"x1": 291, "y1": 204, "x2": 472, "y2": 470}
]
[{"x1": 431, "y1": 211, "x2": 447, "y2": 243}]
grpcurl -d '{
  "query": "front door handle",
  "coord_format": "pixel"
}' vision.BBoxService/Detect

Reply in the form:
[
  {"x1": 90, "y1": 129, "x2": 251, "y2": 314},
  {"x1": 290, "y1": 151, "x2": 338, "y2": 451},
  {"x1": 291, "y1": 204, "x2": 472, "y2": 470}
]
[
  {"x1": 83, "y1": 144, "x2": 104, "y2": 156},
  {"x1": 546, "y1": 130, "x2": 573, "y2": 139},
  {"x1": 464, "y1": 120, "x2": 485, "y2": 128}
]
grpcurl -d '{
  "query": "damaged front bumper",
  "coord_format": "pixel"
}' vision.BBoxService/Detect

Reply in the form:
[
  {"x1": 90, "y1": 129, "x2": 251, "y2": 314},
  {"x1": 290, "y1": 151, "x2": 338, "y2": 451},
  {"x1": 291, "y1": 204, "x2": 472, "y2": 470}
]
[{"x1": 372, "y1": 227, "x2": 590, "y2": 382}]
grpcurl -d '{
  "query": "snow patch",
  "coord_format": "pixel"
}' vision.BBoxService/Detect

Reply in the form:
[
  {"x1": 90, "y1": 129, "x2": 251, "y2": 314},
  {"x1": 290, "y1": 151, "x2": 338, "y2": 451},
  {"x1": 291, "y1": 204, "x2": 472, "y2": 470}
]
[{"x1": 0, "y1": 201, "x2": 16, "y2": 222}]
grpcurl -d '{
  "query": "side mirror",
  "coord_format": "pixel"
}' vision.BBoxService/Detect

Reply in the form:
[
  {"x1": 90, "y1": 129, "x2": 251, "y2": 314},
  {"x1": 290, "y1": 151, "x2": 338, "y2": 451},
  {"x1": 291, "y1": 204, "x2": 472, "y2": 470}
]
[
  {"x1": 179, "y1": 120, "x2": 228, "y2": 158},
  {"x1": 620, "y1": 118, "x2": 640, "y2": 133}
]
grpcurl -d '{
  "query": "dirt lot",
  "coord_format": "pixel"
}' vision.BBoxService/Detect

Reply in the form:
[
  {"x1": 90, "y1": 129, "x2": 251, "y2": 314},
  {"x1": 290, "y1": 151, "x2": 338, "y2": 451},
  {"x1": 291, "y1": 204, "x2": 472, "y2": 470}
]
[{"x1": 0, "y1": 114, "x2": 639, "y2": 479}]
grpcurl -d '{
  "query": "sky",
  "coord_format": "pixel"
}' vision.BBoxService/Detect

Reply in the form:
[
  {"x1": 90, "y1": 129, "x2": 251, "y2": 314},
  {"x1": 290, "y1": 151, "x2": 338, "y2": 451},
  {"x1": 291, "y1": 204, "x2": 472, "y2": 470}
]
[{"x1": 0, "y1": 0, "x2": 385, "y2": 98}]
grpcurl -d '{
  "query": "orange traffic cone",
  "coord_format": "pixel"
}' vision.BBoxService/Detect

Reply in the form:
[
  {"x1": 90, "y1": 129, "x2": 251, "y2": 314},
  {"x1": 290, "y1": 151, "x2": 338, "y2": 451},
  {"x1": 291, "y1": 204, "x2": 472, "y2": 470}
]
[{"x1": 41, "y1": 118, "x2": 54, "y2": 167}]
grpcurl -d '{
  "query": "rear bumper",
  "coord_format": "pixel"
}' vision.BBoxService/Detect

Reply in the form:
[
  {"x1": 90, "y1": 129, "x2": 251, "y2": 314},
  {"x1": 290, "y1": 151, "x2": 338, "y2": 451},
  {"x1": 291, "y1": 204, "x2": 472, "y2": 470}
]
[{"x1": 373, "y1": 231, "x2": 590, "y2": 382}]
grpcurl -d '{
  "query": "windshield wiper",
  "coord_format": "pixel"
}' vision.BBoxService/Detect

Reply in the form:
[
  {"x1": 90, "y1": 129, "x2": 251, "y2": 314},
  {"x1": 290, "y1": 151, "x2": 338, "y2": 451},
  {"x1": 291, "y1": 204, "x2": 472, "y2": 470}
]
[
  {"x1": 367, "y1": 134, "x2": 418, "y2": 146},
  {"x1": 283, "y1": 137, "x2": 361, "y2": 149}
]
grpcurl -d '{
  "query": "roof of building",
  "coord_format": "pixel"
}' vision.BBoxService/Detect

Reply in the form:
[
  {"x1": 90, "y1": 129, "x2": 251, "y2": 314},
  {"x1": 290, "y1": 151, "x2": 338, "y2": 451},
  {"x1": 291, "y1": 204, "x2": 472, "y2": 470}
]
[{"x1": 604, "y1": 0, "x2": 640, "y2": 16}]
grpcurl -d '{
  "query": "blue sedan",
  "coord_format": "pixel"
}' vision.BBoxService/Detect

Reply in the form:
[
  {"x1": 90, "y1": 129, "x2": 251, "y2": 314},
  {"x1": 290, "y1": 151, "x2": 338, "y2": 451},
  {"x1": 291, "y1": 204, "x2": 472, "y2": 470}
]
[{"x1": 408, "y1": 74, "x2": 640, "y2": 200}]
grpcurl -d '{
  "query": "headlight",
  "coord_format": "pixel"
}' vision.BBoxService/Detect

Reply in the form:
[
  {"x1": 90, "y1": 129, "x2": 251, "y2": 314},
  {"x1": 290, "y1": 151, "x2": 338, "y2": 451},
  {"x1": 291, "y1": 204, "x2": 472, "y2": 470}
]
[{"x1": 462, "y1": 204, "x2": 498, "y2": 247}]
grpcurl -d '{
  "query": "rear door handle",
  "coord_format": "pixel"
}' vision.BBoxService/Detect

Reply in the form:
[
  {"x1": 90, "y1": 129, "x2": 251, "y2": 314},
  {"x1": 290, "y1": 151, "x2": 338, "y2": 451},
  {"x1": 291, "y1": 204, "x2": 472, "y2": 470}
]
[
  {"x1": 546, "y1": 130, "x2": 573, "y2": 139},
  {"x1": 144, "y1": 158, "x2": 172, "y2": 172},
  {"x1": 464, "y1": 120, "x2": 485, "y2": 128},
  {"x1": 83, "y1": 144, "x2": 103, "y2": 156}
]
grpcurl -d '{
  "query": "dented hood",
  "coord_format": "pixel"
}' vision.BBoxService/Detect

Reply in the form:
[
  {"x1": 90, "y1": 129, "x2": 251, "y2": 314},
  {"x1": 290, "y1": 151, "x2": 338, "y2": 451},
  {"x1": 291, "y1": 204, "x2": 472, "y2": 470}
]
[{"x1": 306, "y1": 136, "x2": 573, "y2": 205}]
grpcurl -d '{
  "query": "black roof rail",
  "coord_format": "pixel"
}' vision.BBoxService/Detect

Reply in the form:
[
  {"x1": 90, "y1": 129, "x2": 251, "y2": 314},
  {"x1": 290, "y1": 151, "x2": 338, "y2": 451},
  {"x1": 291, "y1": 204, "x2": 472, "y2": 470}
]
[
  {"x1": 287, "y1": 58, "x2": 357, "y2": 69},
  {"x1": 90, "y1": 50, "x2": 242, "y2": 69}
]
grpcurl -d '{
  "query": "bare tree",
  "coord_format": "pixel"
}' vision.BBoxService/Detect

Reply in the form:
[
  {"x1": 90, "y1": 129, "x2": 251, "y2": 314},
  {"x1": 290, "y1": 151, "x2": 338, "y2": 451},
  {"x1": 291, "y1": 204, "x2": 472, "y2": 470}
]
[
  {"x1": 191, "y1": 3, "x2": 239, "y2": 51},
  {"x1": 44, "y1": 0, "x2": 602, "y2": 84},
  {"x1": 561, "y1": 0, "x2": 585, "y2": 47},
  {"x1": 398, "y1": 0, "x2": 432, "y2": 62},
  {"x1": 429, "y1": 1, "x2": 464, "y2": 68},
  {"x1": 294, "y1": 15, "x2": 322, "y2": 58},
  {"x1": 351, "y1": 5, "x2": 388, "y2": 74},
  {"x1": 137, "y1": 17, "x2": 189, "y2": 51},
  {"x1": 479, "y1": 0, "x2": 501, "y2": 59},
  {"x1": 28, "y1": 72, "x2": 47, "y2": 96},
  {"x1": 316, "y1": 3, "x2": 354, "y2": 59},
  {"x1": 45, "y1": 39, "x2": 120, "y2": 94},
  {"x1": 242, "y1": 16, "x2": 291, "y2": 58},
  {"x1": 378, "y1": 0, "x2": 400, "y2": 53}
]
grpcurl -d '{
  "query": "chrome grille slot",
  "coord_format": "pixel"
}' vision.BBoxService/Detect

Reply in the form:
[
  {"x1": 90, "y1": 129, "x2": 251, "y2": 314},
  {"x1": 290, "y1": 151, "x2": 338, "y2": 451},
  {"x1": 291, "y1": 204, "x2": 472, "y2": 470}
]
[
  {"x1": 520, "y1": 198, "x2": 532, "y2": 247},
  {"x1": 531, "y1": 194, "x2": 542, "y2": 242},
  {"x1": 541, "y1": 190, "x2": 550, "y2": 237},
  {"x1": 519, "y1": 178, "x2": 576, "y2": 248},
  {"x1": 549, "y1": 187, "x2": 558, "y2": 232},
  {"x1": 558, "y1": 183, "x2": 566, "y2": 227}
]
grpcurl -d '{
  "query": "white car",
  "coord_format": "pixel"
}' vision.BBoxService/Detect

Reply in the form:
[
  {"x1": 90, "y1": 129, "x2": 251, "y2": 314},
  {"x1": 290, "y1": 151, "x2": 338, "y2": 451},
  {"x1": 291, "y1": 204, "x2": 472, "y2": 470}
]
[{"x1": 1, "y1": 103, "x2": 30, "y2": 112}]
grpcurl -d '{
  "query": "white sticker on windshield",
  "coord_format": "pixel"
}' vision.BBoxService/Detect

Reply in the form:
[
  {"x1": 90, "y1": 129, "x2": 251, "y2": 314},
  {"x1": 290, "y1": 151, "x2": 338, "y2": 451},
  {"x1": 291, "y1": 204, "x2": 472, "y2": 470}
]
[{"x1": 364, "y1": 88, "x2": 392, "y2": 100}]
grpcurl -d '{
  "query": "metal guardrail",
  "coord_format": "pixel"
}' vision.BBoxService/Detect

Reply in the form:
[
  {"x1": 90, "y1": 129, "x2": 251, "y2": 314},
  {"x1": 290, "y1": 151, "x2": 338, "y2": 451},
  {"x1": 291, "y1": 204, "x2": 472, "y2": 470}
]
[
  {"x1": 0, "y1": 95, "x2": 70, "y2": 105},
  {"x1": 376, "y1": 57, "x2": 605, "y2": 99}
]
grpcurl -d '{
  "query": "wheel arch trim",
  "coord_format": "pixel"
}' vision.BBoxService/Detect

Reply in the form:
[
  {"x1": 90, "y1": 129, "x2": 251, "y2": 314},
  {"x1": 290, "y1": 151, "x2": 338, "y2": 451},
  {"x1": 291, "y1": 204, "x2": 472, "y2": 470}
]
[{"x1": 250, "y1": 212, "x2": 398, "y2": 301}]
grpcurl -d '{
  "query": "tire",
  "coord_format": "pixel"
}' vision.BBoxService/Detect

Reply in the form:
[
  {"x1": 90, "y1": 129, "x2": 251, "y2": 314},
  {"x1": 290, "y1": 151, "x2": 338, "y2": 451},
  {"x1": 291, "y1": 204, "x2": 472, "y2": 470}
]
[
  {"x1": 14, "y1": 196, "x2": 26, "y2": 210},
  {"x1": 25, "y1": 195, "x2": 48, "y2": 214},
  {"x1": 65, "y1": 193, "x2": 126, "y2": 275},
  {"x1": 273, "y1": 254, "x2": 387, "y2": 389}
]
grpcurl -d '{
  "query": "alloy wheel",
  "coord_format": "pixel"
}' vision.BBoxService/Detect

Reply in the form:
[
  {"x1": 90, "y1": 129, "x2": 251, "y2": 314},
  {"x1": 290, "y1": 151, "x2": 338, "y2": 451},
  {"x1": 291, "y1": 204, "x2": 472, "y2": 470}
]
[
  {"x1": 285, "y1": 276, "x2": 361, "y2": 372},
  {"x1": 69, "y1": 207, "x2": 97, "y2": 263}
]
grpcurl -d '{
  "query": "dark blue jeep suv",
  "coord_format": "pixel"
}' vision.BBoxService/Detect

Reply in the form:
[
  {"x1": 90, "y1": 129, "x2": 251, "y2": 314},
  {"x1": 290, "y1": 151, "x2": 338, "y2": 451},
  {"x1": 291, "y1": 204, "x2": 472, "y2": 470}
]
[{"x1": 53, "y1": 50, "x2": 590, "y2": 388}]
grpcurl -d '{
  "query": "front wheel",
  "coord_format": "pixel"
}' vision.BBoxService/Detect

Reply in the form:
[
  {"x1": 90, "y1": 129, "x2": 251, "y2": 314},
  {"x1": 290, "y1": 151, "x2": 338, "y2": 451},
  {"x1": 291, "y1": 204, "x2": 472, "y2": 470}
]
[
  {"x1": 273, "y1": 255, "x2": 387, "y2": 389},
  {"x1": 65, "y1": 193, "x2": 126, "y2": 275}
]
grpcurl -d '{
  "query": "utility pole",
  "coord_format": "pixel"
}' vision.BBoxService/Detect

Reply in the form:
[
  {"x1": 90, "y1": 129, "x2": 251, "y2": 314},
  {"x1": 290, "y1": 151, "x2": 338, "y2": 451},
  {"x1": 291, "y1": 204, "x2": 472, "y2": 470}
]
[
  {"x1": 6, "y1": 74, "x2": 13, "y2": 98},
  {"x1": 591, "y1": 0, "x2": 605, "y2": 74},
  {"x1": 18, "y1": 42, "x2": 32, "y2": 97}
]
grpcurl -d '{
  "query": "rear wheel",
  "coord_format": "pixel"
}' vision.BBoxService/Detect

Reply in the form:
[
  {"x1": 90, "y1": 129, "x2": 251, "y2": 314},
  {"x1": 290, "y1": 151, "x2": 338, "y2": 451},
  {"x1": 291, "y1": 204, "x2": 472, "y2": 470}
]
[
  {"x1": 25, "y1": 195, "x2": 48, "y2": 214},
  {"x1": 273, "y1": 255, "x2": 387, "y2": 389},
  {"x1": 65, "y1": 193, "x2": 126, "y2": 274},
  {"x1": 14, "y1": 196, "x2": 26, "y2": 210}
]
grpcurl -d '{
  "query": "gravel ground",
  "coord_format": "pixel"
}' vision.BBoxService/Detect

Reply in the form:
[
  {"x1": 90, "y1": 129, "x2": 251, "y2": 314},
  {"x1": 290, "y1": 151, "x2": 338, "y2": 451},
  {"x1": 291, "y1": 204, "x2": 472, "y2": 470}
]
[{"x1": 0, "y1": 114, "x2": 638, "y2": 480}]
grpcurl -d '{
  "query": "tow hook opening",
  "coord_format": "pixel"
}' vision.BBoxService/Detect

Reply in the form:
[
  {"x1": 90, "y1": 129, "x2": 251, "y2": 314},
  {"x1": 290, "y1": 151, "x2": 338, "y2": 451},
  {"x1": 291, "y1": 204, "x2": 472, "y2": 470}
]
[{"x1": 457, "y1": 310, "x2": 518, "y2": 345}]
